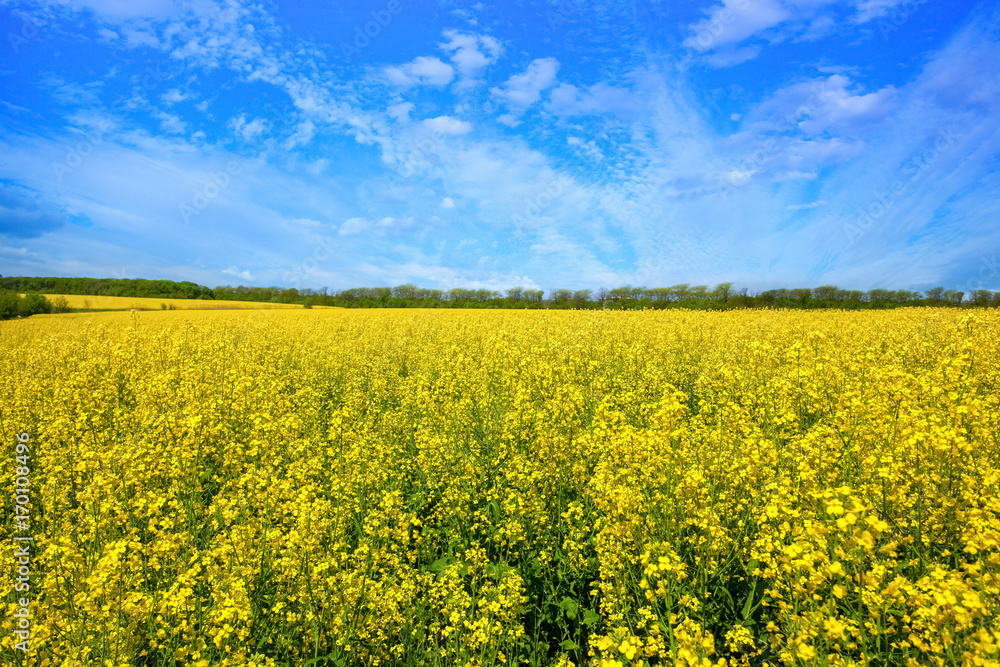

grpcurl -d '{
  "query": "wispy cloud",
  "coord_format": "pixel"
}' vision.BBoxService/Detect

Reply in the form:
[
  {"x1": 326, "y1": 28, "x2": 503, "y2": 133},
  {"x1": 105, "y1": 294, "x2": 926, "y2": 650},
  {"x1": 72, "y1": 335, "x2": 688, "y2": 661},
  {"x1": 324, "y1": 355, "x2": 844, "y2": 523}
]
[
  {"x1": 0, "y1": 0, "x2": 996, "y2": 294},
  {"x1": 492, "y1": 58, "x2": 560, "y2": 113},
  {"x1": 385, "y1": 56, "x2": 455, "y2": 87}
]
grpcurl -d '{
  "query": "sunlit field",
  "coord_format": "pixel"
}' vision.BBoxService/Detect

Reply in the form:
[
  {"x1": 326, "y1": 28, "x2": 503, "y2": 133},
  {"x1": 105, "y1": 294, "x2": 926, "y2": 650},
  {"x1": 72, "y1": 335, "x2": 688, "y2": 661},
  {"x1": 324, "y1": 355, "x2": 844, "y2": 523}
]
[
  {"x1": 1, "y1": 308, "x2": 998, "y2": 667},
  {"x1": 20, "y1": 294, "x2": 339, "y2": 311}
]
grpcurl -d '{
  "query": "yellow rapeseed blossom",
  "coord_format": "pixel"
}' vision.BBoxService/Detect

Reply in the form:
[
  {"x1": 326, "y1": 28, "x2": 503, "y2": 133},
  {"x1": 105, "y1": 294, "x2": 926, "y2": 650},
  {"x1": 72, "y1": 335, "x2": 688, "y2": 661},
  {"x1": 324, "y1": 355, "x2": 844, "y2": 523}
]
[{"x1": 1, "y1": 307, "x2": 998, "y2": 665}]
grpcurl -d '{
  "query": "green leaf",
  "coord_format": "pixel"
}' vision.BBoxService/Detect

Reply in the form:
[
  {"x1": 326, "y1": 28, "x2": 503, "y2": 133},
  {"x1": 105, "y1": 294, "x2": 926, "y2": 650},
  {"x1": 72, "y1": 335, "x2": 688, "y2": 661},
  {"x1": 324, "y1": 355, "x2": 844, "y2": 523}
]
[
  {"x1": 582, "y1": 609, "x2": 600, "y2": 626},
  {"x1": 741, "y1": 577, "x2": 762, "y2": 621},
  {"x1": 560, "y1": 597, "x2": 579, "y2": 619}
]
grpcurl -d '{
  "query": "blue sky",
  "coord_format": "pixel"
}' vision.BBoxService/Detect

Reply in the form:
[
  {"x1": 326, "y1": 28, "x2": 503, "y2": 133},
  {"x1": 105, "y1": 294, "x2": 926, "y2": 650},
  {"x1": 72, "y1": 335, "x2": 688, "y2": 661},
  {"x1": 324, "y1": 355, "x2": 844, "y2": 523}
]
[{"x1": 1, "y1": 0, "x2": 998, "y2": 294}]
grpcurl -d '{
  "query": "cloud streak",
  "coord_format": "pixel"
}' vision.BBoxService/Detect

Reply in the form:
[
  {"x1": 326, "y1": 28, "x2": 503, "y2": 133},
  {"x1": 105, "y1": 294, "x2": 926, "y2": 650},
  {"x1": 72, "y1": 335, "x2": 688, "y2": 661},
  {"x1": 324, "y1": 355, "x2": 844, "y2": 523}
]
[{"x1": 0, "y1": 0, "x2": 996, "y2": 295}]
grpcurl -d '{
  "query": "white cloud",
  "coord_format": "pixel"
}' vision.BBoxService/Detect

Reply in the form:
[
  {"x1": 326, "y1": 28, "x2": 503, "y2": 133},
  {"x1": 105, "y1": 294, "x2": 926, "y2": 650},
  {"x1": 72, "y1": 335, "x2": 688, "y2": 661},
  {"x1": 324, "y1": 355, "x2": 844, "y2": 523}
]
[
  {"x1": 422, "y1": 115, "x2": 472, "y2": 135},
  {"x1": 0, "y1": 244, "x2": 33, "y2": 257},
  {"x1": 704, "y1": 45, "x2": 762, "y2": 67},
  {"x1": 228, "y1": 114, "x2": 268, "y2": 142},
  {"x1": 567, "y1": 136, "x2": 604, "y2": 161},
  {"x1": 682, "y1": 0, "x2": 925, "y2": 66},
  {"x1": 387, "y1": 102, "x2": 414, "y2": 123},
  {"x1": 546, "y1": 81, "x2": 642, "y2": 120},
  {"x1": 385, "y1": 56, "x2": 455, "y2": 87},
  {"x1": 161, "y1": 89, "x2": 190, "y2": 105},
  {"x1": 798, "y1": 15, "x2": 837, "y2": 41},
  {"x1": 683, "y1": 0, "x2": 790, "y2": 52},
  {"x1": 284, "y1": 120, "x2": 316, "y2": 149},
  {"x1": 496, "y1": 114, "x2": 521, "y2": 127},
  {"x1": 306, "y1": 158, "x2": 328, "y2": 175},
  {"x1": 76, "y1": 0, "x2": 177, "y2": 20},
  {"x1": 749, "y1": 74, "x2": 898, "y2": 136},
  {"x1": 154, "y1": 111, "x2": 186, "y2": 134},
  {"x1": 440, "y1": 30, "x2": 502, "y2": 88},
  {"x1": 8, "y1": 0, "x2": 997, "y2": 296},
  {"x1": 441, "y1": 197, "x2": 456, "y2": 208},
  {"x1": 852, "y1": 0, "x2": 914, "y2": 23},
  {"x1": 787, "y1": 200, "x2": 827, "y2": 210},
  {"x1": 222, "y1": 266, "x2": 253, "y2": 281},
  {"x1": 492, "y1": 58, "x2": 560, "y2": 111},
  {"x1": 339, "y1": 216, "x2": 418, "y2": 236}
]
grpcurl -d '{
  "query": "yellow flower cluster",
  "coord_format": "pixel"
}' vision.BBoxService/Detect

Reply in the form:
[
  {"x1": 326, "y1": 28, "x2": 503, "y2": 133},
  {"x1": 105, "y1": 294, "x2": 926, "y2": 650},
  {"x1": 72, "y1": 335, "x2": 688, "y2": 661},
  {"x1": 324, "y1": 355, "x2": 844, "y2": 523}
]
[{"x1": 1, "y1": 307, "x2": 998, "y2": 666}]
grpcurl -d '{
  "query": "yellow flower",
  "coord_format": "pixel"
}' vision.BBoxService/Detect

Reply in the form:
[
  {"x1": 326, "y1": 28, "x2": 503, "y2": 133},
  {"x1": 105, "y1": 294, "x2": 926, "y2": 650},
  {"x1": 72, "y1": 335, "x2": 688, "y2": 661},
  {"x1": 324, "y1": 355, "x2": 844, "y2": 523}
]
[{"x1": 796, "y1": 643, "x2": 816, "y2": 660}]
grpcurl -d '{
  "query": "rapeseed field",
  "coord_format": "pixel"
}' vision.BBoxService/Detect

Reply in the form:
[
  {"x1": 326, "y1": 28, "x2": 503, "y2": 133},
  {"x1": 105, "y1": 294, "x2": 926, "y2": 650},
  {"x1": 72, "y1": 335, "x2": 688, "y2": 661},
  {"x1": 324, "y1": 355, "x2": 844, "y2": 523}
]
[
  {"x1": 1, "y1": 308, "x2": 998, "y2": 667},
  {"x1": 26, "y1": 294, "x2": 337, "y2": 311}
]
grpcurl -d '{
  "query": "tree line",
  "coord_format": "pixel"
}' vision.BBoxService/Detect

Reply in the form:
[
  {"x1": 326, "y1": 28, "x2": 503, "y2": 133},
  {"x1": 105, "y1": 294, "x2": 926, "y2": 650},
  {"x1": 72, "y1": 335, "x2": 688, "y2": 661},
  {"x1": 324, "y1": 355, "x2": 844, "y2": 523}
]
[
  {"x1": 319, "y1": 283, "x2": 995, "y2": 310},
  {"x1": 1, "y1": 276, "x2": 213, "y2": 300},
  {"x1": 2, "y1": 275, "x2": 999, "y2": 320},
  {"x1": 0, "y1": 291, "x2": 58, "y2": 320}
]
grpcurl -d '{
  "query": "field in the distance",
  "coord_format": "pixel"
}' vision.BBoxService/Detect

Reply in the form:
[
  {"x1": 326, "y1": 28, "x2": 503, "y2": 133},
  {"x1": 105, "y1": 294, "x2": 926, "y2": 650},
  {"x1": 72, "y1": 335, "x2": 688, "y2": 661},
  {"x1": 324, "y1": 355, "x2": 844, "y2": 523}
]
[
  {"x1": 1, "y1": 308, "x2": 998, "y2": 667},
  {"x1": 26, "y1": 293, "x2": 340, "y2": 311}
]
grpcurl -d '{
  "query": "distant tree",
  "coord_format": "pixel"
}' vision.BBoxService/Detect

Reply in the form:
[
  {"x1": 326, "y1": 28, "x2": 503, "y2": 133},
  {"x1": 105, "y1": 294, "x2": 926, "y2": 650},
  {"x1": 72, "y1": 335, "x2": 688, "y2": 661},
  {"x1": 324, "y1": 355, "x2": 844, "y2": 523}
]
[
  {"x1": 972, "y1": 289, "x2": 994, "y2": 307},
  {"x1": 448, "y1": 288, "x2": 472, "y2": 302},
  {"x1": 867, "y1": 289, "x2": 892, "y2": 306},
  {"x1": 506, "y1": 286, "x2": 525, "y2": 302},
  {"x1": 474, "y1": 289, "x2": 497, "y2": 302},
  {"x1": 812, "y1": 285, "x2": 840, "y2": 302},
  {"x1": 606, "y1": 287, "x2": 628, "y2": 303},
  {"x1": 551, "y1": 289, "x2": 573, "y2": 308},
  {"x1": 392, "y1": 284, "x2": 419, "y2": 300},
  {"x1": 690, "y1": 285, "x2": 709, "y2": 300},
  {"x1": 18, "y1": 293, "x2": 52, "y2": 316},
  {"x1": 790, "y1": 288, "x2": 811, "y2": 305},
  {"x1": 279, "y1": 288, "x2": 300, "y2": 303},
  {"x1": 524, "y1": 289, "x2": 544, "y2": 305},
  {"x1": 893, "y1": 290, "x2": 920, "y2": 304},
  {"x1": 713, "y1": 282, "x2": 734, "y2": 302},
  {"x1": 49, "y1": 296, "x2": 71, "y2": 313},
  {"x1": 924, "y1": 287, "x2": 945, "y2": 303},
  {"x1": 571, "y1": 289, "x2": 592, "y2": 309},
  {"x1": 647, "y1": 287, "x2": 670, "y2": 302},
  {"x1": 0, "y1": 290, "x2": 19, "y2": 319},
  {"x1": 669, "y1": 284, "x2": 690, "y2": 300}
]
